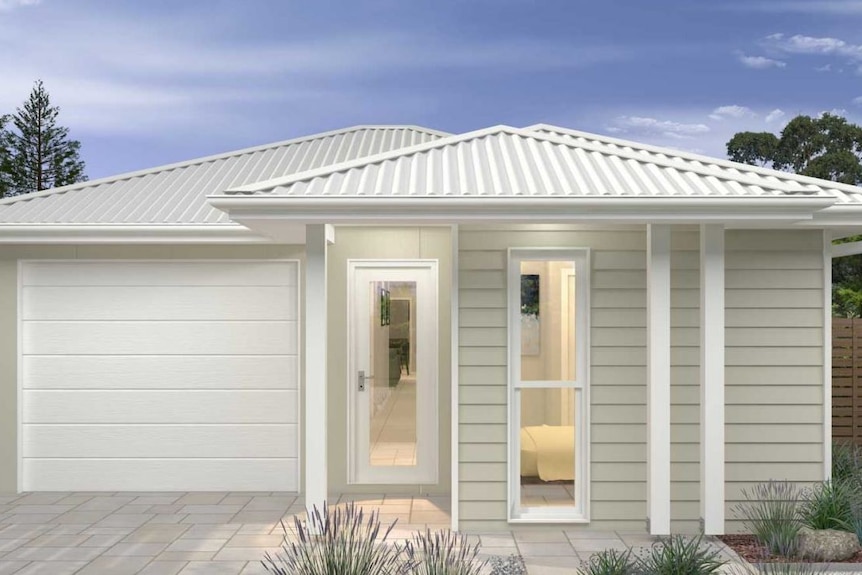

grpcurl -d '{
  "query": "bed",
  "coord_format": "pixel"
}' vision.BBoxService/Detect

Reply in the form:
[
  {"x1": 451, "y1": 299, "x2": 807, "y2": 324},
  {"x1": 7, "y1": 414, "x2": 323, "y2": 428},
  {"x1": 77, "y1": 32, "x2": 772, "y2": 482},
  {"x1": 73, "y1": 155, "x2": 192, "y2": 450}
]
[{"x1": 520, "y1": 425, "x2": 576, "y2": 482}]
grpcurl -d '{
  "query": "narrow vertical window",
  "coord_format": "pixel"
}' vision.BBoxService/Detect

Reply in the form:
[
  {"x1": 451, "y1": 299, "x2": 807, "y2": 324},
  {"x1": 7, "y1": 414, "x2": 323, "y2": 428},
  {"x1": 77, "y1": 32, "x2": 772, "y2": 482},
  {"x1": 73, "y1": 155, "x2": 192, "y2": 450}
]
[{"x1": 509, "y1": 251, "x2": 589, "y2": 521}]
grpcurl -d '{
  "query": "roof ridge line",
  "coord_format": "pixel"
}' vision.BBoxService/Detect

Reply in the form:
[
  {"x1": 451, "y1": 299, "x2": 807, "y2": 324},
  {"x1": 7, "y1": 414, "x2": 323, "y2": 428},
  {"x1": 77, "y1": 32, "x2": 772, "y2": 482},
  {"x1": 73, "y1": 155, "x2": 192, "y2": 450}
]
[
  {"x1": 527, "y1": 123, "x2": 862, "y2": 196},
  {"x1": 225, "y1": 124, "x2": 809, "y2": 196},
  {"x1": 0, "y1": 124, "x2": 451, "y2": 207}
]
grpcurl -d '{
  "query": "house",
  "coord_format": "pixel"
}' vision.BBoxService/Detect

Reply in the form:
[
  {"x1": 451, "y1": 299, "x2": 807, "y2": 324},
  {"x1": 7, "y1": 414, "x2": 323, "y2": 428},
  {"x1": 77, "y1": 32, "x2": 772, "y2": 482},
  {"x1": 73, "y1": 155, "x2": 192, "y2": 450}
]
[{"x1": 0, "y1": 123, "x2": 853, "y2": 536}]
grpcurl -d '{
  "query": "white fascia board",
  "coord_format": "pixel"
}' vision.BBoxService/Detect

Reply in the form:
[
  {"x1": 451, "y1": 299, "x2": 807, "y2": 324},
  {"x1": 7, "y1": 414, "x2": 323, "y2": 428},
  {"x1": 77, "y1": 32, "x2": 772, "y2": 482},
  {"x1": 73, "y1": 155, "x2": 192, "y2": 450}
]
[
  {"x1": 0, "y1": 224, "x2": 273, "y2": 244},
  {"x1": 209, "y1": 196, "x2": 835, "y2": 224}
]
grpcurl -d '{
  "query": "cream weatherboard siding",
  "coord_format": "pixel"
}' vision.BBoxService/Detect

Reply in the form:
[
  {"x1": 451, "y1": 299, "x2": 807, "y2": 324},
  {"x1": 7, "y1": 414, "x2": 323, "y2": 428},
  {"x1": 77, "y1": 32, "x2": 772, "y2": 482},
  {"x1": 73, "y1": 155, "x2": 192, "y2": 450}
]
[
  {"x1": 458, "y1": 226, "x2": 650, "y2": 532},
  {"x1": 724, "y1": 230, "x2": 825, "y2": 531},
  {"x1": 0, "y1": 245, "x2": 304, "y2": 494},
  {"x1": 457, "y1": 225, "x2": 826, "y2": 532}
]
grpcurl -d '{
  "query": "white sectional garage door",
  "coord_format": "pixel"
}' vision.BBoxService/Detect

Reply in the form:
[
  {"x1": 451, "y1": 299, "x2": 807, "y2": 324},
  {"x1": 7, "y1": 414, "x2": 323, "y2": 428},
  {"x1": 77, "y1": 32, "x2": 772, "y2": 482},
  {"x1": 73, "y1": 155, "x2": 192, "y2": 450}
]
[{"x1": 20, "y1": 260, "x2": 300, "y2": 492}]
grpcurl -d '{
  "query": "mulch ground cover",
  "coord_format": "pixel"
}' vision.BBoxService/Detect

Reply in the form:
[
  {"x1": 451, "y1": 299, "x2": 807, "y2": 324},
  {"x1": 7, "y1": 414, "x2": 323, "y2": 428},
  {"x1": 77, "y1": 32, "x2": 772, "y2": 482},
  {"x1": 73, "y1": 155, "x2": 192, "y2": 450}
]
[{"x1": 719, "y1": 534, "x2": 862, "y2": 563}]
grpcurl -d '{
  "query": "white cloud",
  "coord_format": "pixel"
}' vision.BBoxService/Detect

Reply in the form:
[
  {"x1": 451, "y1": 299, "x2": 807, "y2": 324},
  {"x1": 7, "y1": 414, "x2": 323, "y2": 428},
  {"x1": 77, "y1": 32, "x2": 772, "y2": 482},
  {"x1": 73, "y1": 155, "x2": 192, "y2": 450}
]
[
  {"x1": 0, "y1": 5, "x2": 634, "y2": 142},
  {"x1": 612, "y1": 116, "x2": 710, "y2": 139},
  {"x1": 765, "y1": 33, "x2": 862, "y2": 59},
  {"x1": 737, "y1": 53, "x2": 787, "y2": 69},
  {"x1": 709, "y1": 105, "x2": 755, "y2": 120},
  {"x1": 726, "y1": 1, "x2": 862, "y2": 14},
  {"x1": 0, "y1": 0, "x2": 39, "y2": 10},
  {"x1": 853, "y1": 96, "x2": 862, "y2": 106},
  {"x1": 765, "y1": 109, "x2": 786, "y2": 123}
]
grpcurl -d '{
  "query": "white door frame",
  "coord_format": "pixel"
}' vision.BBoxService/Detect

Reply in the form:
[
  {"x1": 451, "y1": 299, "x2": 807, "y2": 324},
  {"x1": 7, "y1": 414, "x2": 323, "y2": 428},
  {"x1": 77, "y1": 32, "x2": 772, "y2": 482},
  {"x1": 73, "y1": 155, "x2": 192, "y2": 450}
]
[{"x1": 347, "y1": 259, "x2": 438, "y2": 485}]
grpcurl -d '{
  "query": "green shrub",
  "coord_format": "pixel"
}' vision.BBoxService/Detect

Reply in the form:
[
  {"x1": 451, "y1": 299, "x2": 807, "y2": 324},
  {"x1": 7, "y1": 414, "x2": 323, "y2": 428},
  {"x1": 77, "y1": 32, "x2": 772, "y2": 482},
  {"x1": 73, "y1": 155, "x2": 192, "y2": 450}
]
[
  {"x1": 407, "y1": 529, "x2": 486, "y2": 575},
  {"x1": 800, "y1": 479, "x2": 859, "y2": 532},
  {"x1": 832, "y1": 442, "x2": 862, "y2": 485},
  {"x1": 633, "y1": 534, "x2": 725, "y2": 575},
  {"x1": 262, "y1": 503, "x2": 414, "y2": 575},
  {"x1": 731, "y1": 480, "x2": 803, "y2": 557},
  {"x1": 578, "y1": 548, "x2": 635, "y2": 575}
]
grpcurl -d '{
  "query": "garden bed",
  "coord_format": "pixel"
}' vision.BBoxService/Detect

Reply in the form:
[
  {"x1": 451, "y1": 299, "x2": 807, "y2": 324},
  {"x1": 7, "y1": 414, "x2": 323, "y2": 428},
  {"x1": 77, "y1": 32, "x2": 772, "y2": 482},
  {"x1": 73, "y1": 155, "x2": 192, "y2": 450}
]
[{"x1": 719, "y1": 534, "x2": 862, "y2": 564}]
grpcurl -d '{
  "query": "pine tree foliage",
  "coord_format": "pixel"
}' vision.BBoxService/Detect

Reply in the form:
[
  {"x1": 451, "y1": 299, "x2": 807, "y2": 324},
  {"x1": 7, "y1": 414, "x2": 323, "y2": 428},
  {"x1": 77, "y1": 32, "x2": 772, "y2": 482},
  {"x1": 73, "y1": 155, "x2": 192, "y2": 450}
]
[{"x1": 0, "y1": 80, "x2": 86, "y2": 197}]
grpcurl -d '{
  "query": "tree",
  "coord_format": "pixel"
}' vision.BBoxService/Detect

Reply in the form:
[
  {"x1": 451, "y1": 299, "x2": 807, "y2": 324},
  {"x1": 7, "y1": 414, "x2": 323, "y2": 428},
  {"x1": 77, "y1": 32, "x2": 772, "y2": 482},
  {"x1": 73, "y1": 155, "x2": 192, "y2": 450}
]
[
  {"x1": 1, "y1": 80, "x2": 86, "y2": 196},
  {"x1": 726, "y1": 131, "x2": 779, "y2": 167},
  {"x1": 728, "y1": 113, "x2": 862, "y2": 184},
  {"x1": 727, "y1": 113, "x2": 862, "y2": 316},
  {"x1": 0, "y1": 114, "x2": 9, "y2": 199}
]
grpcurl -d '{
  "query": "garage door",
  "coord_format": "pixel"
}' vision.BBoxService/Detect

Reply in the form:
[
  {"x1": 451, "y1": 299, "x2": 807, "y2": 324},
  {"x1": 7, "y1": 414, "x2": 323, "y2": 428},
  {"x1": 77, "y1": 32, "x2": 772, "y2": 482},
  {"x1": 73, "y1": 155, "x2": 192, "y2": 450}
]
[{"x1": 21, "y1": 260, "x2": 299, "y2": 492}]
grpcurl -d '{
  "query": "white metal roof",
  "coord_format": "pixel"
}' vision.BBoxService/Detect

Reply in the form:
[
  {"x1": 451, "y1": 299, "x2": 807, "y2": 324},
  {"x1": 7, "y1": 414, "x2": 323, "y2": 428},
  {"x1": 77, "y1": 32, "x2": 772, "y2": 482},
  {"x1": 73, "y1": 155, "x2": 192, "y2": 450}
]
[
  {"x1": 0, "y1": 125, "x2": 448, "y2": 225},
  {"x1": 528, "y1": 123, "x2": 862, "y2": 205},
  {"x1": 223, "y1": 125, "x2": 842, "y2": 200}
]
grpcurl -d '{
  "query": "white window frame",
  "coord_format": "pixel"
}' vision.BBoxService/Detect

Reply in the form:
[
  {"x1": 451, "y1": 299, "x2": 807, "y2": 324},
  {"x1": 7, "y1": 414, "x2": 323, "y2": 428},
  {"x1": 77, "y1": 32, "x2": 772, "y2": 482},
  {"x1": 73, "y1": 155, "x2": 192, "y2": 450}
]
[{"x1": 507, "y1": 248, "x2": 590, "y2": 523}]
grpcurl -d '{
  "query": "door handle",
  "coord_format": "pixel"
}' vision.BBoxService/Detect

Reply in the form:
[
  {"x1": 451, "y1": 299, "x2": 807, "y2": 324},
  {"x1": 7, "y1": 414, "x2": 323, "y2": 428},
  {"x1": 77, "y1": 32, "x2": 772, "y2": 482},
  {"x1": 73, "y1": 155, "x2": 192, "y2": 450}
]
[{"x1": 358, "y1": 370, "x2": 374, "y2": 392}]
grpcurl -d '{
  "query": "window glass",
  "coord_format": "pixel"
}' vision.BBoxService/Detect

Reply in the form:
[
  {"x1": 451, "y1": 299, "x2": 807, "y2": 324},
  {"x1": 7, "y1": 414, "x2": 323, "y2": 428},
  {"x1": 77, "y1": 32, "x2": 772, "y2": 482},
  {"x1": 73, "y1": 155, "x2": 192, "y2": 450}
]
[{"x1": 519, "y1": 260, "x2": 576, "y2": 382}]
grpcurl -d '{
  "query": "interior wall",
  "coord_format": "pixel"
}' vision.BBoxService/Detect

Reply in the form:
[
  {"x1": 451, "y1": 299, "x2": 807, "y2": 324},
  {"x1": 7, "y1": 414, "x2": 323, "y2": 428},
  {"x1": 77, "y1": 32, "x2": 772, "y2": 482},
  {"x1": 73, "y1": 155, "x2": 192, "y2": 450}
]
[{"x1": 326, "y1": 226, "x2": 452, "y2": 495}]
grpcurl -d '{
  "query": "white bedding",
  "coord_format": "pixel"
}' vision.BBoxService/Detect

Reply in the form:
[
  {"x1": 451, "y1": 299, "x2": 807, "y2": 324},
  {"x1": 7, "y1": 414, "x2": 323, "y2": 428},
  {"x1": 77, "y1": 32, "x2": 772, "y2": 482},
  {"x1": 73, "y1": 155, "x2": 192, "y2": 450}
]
[{"x1": 520, "y1": 425, "x2": 576, "y2": 481}]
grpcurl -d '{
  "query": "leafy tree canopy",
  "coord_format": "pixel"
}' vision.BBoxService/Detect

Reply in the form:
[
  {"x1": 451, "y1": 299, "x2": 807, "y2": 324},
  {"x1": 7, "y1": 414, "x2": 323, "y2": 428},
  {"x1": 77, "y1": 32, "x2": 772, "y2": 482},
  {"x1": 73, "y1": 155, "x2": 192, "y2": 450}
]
[
  {"x1": 727, "y1": 113, "x2": 862, "y2": 316},
  {"x1": 727, "y1": 113, "x2": 862, "y2": 184},
  {"x1": 0, "y1": 80, "x2": 86, "y2": 197}
]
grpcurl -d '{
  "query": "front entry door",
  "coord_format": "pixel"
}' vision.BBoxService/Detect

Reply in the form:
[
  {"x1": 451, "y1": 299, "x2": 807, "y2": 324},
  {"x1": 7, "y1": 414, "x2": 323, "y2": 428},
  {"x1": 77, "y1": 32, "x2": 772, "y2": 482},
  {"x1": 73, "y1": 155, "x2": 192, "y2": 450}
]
[{"x1": 348, "y1": 260, "x2": 438, "y2": 484}]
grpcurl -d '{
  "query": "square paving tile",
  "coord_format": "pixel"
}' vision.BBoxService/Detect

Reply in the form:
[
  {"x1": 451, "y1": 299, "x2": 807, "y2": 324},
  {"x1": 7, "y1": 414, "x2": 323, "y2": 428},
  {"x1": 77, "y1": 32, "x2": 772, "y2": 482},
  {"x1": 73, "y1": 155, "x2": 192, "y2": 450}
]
[
  {"x1": 103, "y1": 542, "x2": 171, "y2": 556},
  {"x1": 5, "y1": 546, "x2": 105, "y2": 561},
  {"x1": 180, "y1": 562, "x2": 247, "y2": 574},
  {"x1": 14, "y1": 561, "x2": 88, "y2": 575},
  {"x1": 76, "y1": 555, "x2": 153, "y2": 575},
  {"x1": 176, "y1": 494, "x2": 228, "y2": 506},
  {"x1": 0, "y1": 561, "x2": 31, "y2": 575},
  {"x1": 138, "y1": 562, "x2": 188, "y2": 575},
  {"x1": 517, "y1": 542, "x2": 578, "y2": 557},
  {"x1": 124, "y1": 524, "x2": 191, "y2": 544},
  {"x1": 166, "y1": 539, "x2": 227, "y2": 553}
]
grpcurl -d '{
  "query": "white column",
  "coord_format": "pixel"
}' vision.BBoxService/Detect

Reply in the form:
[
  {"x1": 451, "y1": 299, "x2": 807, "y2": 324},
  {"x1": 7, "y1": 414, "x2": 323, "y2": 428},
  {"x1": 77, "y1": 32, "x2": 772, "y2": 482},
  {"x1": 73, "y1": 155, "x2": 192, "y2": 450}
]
[
  {"x1": 647, "y1": 224, "x2": 671, "y2": 535},
  {"x1": 305, "y1": 224, "x2": 332, "y2": 515},
  {"x1": 700, "y1": 224, "x2": 725, "y2": 534}
]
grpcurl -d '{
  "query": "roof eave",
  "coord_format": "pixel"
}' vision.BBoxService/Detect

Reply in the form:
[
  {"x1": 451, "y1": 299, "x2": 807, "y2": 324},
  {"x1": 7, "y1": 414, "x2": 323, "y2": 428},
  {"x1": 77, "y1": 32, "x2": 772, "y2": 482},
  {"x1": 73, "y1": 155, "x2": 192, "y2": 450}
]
[
  {"x1": 207, "y1": 194, "x2": 837, "y2": 225},
  {"x1": 0, "y1": 223, "x2": 275, "y2": 244}
]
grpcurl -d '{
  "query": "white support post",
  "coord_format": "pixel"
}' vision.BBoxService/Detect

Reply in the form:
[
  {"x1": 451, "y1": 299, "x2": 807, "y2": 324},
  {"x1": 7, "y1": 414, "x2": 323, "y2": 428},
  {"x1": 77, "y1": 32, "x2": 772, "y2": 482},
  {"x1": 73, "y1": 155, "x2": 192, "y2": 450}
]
[
  {"x1": 305, "y1": 224, "x2": 331, "y2": 516},
  {"x1": 700, "y1": 224, "x2": 725, "y2": 535},
  {"x1": 647, "y1": 224, "x2": 671, "y2": 536}
]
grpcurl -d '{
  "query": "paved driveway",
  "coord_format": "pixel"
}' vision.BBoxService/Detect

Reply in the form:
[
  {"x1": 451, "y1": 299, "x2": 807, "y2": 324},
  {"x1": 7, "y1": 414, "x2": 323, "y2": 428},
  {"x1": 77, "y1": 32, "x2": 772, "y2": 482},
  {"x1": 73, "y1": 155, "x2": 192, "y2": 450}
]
[{"x1": 0, "y1": 492, "x2": 745, "y2": 575}]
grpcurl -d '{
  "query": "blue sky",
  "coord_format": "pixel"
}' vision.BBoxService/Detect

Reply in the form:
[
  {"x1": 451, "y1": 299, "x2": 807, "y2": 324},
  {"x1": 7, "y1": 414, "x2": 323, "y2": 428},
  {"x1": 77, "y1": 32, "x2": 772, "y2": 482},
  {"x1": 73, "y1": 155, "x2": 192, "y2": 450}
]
[{"x1": 3, "y1": 0, "x2": 862, "y2": 179}]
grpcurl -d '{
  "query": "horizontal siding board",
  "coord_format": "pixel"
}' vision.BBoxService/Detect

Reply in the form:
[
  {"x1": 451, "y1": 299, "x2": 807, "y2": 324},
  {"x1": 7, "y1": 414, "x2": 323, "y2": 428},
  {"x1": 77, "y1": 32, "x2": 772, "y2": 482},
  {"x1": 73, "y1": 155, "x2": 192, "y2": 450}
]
[
  {"x1": 22, "y1": 286, "x2": 298, "y2": 321},
  {"x1": 726, "y1": 424, "x2": 823, "y2": 443},
  {"x1": 22, "y1": 261, "x2": 297, "y2": 286},
  {"x1": 24, "y1": 390, "x2": 298, "y2": 424},
  {"x1": 24, "y1": 459, "x2": 298, "y2": 492},
  {"x1": 24, "y1": 321, "x2": 297, "y2": 355},
  {"x1": 460, "y1": 386, "x2": 507, "y2": 405},
  {"x1": 23, "y1": 355, "x2": 297, "y2": 390},
  {"x1": 23, "y1": 424, "x2": 298, "y2": 458},
  {"x1": 460, "y1": 328, "x2": 507, "y2": 347},
  {"x1": 459, "y1": 366, "x2": 506, "y2": 386}
]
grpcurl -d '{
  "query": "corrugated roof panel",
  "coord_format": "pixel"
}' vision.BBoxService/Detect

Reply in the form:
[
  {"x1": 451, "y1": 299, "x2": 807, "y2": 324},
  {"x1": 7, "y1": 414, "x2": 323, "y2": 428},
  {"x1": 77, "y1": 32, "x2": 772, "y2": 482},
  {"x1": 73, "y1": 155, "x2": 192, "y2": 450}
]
[
  {"x1": 239, "y1": 128, "x2": 838, "y2": 202},
  {"x1": 531, "y1": 124, "x2": 862, "y2": 205},
  {"x1": 0, "y1": 125, "x2": 448, "y2": 224}
]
